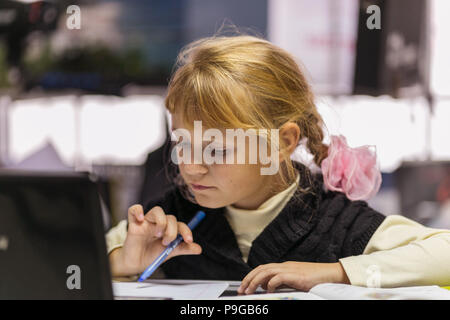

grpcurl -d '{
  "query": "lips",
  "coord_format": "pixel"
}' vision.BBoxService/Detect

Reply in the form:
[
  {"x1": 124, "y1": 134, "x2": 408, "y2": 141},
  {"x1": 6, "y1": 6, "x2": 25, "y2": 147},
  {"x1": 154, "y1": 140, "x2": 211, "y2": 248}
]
[{"x1": 190, "y1": 183, "x2": 214, "y2": 191}]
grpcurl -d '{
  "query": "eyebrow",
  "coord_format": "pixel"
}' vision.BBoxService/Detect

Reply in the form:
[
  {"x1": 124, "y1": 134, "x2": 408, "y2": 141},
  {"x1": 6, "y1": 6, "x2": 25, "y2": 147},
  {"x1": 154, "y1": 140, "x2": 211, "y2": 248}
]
[{"x1": 171, "y1": 135, "x2": 229, "y2": 148}]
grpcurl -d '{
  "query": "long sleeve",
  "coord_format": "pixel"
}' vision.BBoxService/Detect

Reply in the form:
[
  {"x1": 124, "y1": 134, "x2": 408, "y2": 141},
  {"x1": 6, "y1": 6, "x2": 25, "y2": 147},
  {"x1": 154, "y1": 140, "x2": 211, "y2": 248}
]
[
  {"x1": 339, "y1": 215, "x2": 450, "y2": 287},
  {"x1": 105, "y1": 219, "x2": 128, "y2": 254}
]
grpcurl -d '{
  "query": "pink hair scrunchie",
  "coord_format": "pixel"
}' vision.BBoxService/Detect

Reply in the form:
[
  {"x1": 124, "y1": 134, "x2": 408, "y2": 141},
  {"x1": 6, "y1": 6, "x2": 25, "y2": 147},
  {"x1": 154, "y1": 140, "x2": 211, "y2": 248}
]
[{"x1": 320, "y1": 135, "x2": 382, "y2": 201}]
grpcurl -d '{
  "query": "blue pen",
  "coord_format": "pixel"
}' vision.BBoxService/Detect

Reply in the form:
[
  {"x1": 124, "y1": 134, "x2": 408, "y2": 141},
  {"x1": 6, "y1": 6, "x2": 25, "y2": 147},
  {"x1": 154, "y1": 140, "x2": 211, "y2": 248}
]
[{"x1": 137, "y1": 210, "x2": 206, "y2": 282}]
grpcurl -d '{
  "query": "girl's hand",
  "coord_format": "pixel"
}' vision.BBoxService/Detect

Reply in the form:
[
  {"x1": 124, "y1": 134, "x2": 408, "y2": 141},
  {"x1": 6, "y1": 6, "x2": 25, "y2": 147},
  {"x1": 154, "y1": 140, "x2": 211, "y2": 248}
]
[
  {"x1": 109, "y1": 205, "x2": 202, "y2": 277},
  {"x1": 238, "y1": 261, "x2": 350, "y2": 294}
]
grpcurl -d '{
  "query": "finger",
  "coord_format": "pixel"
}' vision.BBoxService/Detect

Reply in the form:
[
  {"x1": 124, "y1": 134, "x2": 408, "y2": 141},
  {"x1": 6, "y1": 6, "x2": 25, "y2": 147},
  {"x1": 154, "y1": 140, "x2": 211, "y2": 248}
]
[
  {"x1": 238, "y1": 265, "x2": 268, "y2": 294},
  {"x1": 127, "y1": 204, "x2": 144, "y2": 224},
  {"x1": 162, "y1": 215, "x2": 178, "y2": 246},
  {"x1": 238, "y1": 264, "x2": 278, "y2": 294},
  {"x1": 171, "y1": 241, "x2": 202, "y2": 257},
  {"x1": 266, "y1": 274, "x2": 286, "y2": 293},
  {"x1": 144, "y1": 206, "x2": 167, "y2": 237},
  {"x1": 245, "y1": 269, "x2": 278, "y2": 294},
  {"x1": 177, "y1": 222, "x2": 193, "y2": 243},
  {"x1": 267, "y1": 273, "x2": 303, "y2": 293}
]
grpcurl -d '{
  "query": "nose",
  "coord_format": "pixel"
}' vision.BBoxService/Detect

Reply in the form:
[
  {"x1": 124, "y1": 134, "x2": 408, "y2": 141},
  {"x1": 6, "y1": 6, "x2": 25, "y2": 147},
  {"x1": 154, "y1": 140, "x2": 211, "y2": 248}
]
[{"x1": 181, "y1": 162, "x2": 209, "y2": 177}]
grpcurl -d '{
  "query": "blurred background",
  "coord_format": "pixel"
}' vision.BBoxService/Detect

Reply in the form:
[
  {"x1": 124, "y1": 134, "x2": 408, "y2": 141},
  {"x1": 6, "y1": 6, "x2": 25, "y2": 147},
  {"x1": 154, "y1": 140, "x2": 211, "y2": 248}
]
[{"x1": 0, "y1": 0, "x2": 449, "y2": 229}]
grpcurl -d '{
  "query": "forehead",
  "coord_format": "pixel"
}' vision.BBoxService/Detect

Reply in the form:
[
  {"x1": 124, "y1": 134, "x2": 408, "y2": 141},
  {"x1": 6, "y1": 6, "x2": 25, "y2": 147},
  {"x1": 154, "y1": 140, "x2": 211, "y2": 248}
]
[
  {"x1": 170, "y1": 112, "x2": 217, "y2": 139},
  {"x1": 170, "y1": 112, "x2": 222, "y2": 131}
]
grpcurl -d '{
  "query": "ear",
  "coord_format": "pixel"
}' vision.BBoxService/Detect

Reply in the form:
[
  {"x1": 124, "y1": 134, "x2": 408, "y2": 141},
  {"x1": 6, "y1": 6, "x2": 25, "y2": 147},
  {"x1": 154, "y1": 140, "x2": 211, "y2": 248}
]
[{"x1": 279, "y1": 122, "x2": 300, "y2": 162}]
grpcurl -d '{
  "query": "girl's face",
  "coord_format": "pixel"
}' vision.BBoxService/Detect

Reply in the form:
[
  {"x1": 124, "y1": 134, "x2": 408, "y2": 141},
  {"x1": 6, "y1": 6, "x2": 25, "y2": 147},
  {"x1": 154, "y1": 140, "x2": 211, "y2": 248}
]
[{"x1": 171, "y1": 113, "x2": 282, "y2": 210}]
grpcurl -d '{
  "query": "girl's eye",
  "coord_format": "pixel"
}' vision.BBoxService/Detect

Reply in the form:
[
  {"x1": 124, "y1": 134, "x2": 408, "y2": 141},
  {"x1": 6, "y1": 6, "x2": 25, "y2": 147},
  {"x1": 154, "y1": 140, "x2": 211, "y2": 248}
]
[
  {"x1": 205, "y1": 146, "x2": 228, "y2": 157},
  {"x1": 212, "y1": 149, "x2": 226, "y2": 156}
]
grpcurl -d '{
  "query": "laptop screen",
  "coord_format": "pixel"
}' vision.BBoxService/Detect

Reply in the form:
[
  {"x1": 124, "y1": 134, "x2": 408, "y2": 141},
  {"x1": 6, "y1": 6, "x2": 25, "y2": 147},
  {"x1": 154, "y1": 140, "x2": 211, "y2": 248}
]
[{"x1": 0, "y1": 171, "x2": 113, "y2": 299}]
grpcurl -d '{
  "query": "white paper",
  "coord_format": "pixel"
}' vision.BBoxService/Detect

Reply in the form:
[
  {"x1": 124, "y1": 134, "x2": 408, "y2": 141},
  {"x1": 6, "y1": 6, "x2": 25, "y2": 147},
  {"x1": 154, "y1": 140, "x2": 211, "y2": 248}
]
[
  {"x1": 310, "y1": 283, "x2": 450, "y2": 300},
  {"x1": 112, "y1": 281, "x2": 229, "y2": 300},
  {"x1": 219, "y1": 291, "x2": 324, "y2": 300}
]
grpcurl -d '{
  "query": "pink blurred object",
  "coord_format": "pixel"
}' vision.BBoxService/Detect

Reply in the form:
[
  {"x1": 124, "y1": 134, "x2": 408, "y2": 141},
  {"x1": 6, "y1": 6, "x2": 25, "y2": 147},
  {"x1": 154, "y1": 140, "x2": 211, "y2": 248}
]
[{"x1": 321, "y1": 135, "x2": 382, "y2": 201}]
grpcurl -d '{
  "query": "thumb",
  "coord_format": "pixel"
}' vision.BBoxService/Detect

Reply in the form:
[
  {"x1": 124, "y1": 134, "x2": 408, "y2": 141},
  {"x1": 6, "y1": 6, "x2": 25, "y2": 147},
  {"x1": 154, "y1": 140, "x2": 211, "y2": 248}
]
[
  {"x1": 128, "y1": 204, "x2": 145, "y2": 224},
  {"x1": 172, "y1": 242, "x2": 202, "y2": 257}
]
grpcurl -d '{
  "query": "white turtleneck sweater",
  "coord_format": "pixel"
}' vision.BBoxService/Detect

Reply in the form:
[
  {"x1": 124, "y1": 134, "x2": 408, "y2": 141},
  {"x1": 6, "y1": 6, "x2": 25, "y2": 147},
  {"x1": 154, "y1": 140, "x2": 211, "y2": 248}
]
[{"x1": 225, "y1": 174, "x2": 300, "y2": 262}]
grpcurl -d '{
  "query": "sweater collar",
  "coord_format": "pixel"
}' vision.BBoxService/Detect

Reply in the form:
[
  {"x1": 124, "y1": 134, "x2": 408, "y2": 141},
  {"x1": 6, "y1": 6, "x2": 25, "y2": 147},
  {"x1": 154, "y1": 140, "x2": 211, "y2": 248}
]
[{"x1": 224, "y1": 174, "x2": 300, "y2": 235}]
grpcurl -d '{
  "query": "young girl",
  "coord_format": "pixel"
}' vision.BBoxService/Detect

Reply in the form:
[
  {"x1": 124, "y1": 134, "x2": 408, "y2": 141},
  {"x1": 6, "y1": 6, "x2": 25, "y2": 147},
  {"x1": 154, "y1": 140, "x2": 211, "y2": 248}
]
[{"x1": 107, "y1": 35, "x2": 450, "y2": 294}]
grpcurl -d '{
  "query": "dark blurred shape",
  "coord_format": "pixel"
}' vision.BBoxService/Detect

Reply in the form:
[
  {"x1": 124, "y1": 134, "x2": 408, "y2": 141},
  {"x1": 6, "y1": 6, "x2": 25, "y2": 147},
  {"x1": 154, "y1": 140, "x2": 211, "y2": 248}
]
[
  {"x1": 91, "y1": 164, "x2": 145, "y2": 224},
  {"x1": 0, "y1": 170, "x2": 112, "y2": 299},
  {"x1": 0, "y1": 0, "x2": 267, "y2": 94},
  {"x1": 0, "y1": 0, "x2": 60, "y2": 69},
  {"x1": 394, "y1": 161, "x2": 450, "y2": 225},
  {"x1": 139, "y1": 125, "x2": 175, "y2": 209},
  {"x1": 353, "y1": 0, "x2": 428, "y2": 97},
  {"x1": 182, "y1": 0, "x2": 267, "y2": 43}
]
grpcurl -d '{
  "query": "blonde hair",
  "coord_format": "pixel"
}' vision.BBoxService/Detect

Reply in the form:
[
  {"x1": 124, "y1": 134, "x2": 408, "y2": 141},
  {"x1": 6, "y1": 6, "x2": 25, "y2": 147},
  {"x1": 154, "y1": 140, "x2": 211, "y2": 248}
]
[{"x1": 165, "y1": 35, "x2": 328, "y2": 191}]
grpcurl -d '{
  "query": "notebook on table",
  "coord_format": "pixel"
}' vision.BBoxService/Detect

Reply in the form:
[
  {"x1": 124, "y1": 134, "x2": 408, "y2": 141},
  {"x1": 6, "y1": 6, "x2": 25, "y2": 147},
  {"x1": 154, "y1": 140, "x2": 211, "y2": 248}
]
[{"x1": 220, "y1": 283, "x2": 450, "y2": 300}]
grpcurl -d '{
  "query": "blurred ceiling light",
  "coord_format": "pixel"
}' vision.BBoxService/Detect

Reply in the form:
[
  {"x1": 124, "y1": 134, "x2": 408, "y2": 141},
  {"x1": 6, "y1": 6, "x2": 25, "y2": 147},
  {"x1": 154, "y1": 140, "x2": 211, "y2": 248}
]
[
  {"x1": 430, "y1": 0, "x2": 450, "y2": 96},
  {"x1": 79, "y1": 95, "x2": 166, "y2": 166},
  {"x1": 7, "y1": 95, "x2": 167, "y2": 168},
  {"x1": 11, "y1": 0, "x2": 44, "y2": 3},
  {"x1": 8, "y1": 96, "x2": 77, "y2": 167},
  {"x1": 312, "y1": 95, "x2": 429, "y2": 173}
]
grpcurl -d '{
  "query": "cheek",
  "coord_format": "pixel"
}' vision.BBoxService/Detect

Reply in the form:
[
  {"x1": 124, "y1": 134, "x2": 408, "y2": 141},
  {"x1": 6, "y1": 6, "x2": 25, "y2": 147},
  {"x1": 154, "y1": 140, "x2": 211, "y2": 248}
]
[
  {"x1": 208, "y1": 165, "x2": 235, "y2": 189},
  {"x1": 212, "y1": 164, "x2": 260, "y2": 191},
  {"x1": 178, "y1": 163, "x2": 186, "y2": 177}
]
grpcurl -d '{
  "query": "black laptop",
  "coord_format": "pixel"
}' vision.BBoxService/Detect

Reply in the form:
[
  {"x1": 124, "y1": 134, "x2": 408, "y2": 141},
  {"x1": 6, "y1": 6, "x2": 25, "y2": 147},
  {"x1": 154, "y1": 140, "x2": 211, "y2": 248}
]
[{"x1": 0, "y1": 170, "x2": 113, "y2": 299}]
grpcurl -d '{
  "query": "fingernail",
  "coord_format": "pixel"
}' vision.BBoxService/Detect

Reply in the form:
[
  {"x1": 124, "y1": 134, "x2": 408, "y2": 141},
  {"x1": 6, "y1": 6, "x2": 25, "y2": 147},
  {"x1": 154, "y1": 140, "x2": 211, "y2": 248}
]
[
  {"x1": 186, "y1": 236, "x2": 193, "y2": 242},
  {"x1": 157, "y1": 232, "x2": 162, "y2": 237},
  {"x1": 245, "y1": 288, "x2": 250, "y2": 294}
]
